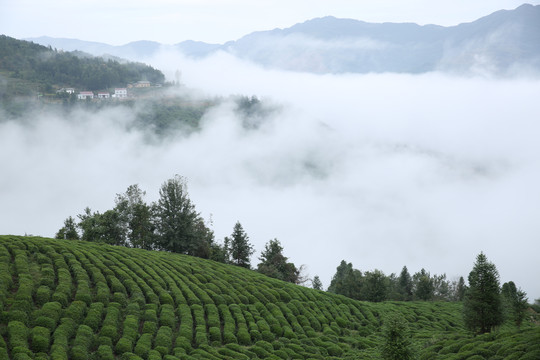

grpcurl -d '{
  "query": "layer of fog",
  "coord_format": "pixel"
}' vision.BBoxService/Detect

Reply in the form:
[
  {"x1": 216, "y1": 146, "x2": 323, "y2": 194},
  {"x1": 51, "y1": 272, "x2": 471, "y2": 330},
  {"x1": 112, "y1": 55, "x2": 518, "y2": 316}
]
[{"x1": 1, "y1": 50, "x2": 539, "y2": 300}]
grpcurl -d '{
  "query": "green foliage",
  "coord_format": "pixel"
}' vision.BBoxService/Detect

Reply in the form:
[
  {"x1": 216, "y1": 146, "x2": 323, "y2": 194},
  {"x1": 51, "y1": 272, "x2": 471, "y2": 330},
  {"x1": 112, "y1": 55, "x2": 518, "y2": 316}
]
[
  {"x1": 257, "y1": 238, "x2": 300, "y2": 283},
  {"x1": 463, "y1": 252, "x2": 503, "y2": 334},
  {"x1": 501, "y1": 281, "x2": 529, "y2": 329},
  {"x1": 381, "y1": 313, "x2": 415, "y2": 360},
  {"x1": 1, "y1": 235, "x2": 538, "y2": 360},
  {"x1": 225, "y1": 221, "x2": 254, "y2": 268},
  {"x1": 154, "y1": 175, "x2": 214, "y2": 258},
  {"x1": 0, "y1": 35, "x2": 164, "y2": 97},
  {"x1": 312, "y1": 275, "x2": 323, "y2": 291}
]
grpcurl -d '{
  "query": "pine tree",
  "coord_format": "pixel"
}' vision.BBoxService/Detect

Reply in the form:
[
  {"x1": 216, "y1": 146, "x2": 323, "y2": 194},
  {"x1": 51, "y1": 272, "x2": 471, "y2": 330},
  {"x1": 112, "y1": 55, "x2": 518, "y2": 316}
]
[
  {"x1": 397, "y1": 266, "x2": 413, "y2": 301},
  {"x1": 225, "y1": 222, "x2": 254, "y2": 268},
  {"x1": 501, "y1": 281, "x2": 529, "y2": 329},
  {"x1": 463, "y1": 252, "x2": 503, "y2": 334},
  {"x1": 312, "y1": 275, "x2": 323, "y2": 290},
  {"x1": 381, "y1": 313, "x2": 415, "y2": 360}
]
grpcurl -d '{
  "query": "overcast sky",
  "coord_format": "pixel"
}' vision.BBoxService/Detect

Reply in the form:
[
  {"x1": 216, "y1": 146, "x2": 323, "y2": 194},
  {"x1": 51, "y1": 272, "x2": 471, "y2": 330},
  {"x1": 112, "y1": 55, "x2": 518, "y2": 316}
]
[{"x1": 1, "y1": 0, "x2": 539, "y2": 44}]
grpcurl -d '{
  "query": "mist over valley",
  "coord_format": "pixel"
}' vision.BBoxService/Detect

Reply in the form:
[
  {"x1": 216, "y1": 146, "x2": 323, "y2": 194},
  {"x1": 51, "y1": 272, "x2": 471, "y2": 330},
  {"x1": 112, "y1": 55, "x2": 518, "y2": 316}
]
[{"x1": 1, "y1": 4, "x2": 540, "y2": 301}]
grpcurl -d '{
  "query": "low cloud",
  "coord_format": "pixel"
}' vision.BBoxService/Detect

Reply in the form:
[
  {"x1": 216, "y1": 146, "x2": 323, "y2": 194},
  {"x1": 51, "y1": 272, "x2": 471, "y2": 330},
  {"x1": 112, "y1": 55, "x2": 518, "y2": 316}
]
[{"x1": 1, "y1": 51, "x2": 539, "y2": 300}]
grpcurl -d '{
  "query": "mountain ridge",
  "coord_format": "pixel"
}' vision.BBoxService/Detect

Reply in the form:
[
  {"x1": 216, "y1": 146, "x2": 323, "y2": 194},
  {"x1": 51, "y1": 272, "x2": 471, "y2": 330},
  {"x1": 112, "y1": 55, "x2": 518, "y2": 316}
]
[{"x1": 23, "y1": 3, "x2": 540, "y2": 75}]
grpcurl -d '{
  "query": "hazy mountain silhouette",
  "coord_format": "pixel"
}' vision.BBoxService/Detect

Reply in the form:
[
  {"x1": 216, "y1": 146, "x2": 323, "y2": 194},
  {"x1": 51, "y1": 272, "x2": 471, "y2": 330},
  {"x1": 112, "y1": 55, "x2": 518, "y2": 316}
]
[{"x1": 26, "y1": 4, "x2": 540, "y2": 75}]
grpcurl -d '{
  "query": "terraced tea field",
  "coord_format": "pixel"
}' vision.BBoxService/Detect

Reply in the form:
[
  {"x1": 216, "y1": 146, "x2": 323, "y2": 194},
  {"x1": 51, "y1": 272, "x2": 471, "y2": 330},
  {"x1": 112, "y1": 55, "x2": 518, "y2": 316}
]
[{"x1": 0, "y1": 236, "x2": 538, "y2": 359}]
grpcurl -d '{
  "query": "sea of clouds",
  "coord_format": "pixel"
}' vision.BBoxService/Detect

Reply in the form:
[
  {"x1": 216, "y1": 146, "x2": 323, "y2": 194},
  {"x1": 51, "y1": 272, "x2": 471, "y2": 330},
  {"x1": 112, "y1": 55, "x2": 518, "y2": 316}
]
[{"x1": 1, "y1": 49, "x2": 539, "y2": 299}]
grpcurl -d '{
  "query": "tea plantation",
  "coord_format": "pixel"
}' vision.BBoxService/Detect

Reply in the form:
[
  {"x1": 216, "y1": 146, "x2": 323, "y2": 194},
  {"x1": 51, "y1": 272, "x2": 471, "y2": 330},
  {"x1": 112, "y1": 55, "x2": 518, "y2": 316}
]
[{"x1": 1, "y1": 235, "x2": 538, "y2": 359}]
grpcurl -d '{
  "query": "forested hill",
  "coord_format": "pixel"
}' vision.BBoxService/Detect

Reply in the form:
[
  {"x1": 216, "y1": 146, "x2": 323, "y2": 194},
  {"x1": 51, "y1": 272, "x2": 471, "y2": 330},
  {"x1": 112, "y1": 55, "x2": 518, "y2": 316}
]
[
  {"x1": 0, "y1": 35, "x2": 164, "y2": 96},
  {"x1": 1, "y1": 235, "x2": 539, "y2": 359}
]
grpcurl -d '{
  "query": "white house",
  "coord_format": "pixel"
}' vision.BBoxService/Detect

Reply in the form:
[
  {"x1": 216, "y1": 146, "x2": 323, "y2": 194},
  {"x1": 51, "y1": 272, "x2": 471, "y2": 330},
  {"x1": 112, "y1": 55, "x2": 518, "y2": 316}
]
[
  {"x1": 97, "y1": 92, "x2": 110, "y2": 99},
  {"x1": 77, "y1": 91, "x2": 94, "y2": 100},
  {"x1": 57, "y1": 88, "x2": 75, "y2": 94},
  {"x1": 113, "y1": 88, "x2": 128, "y2": 98}
]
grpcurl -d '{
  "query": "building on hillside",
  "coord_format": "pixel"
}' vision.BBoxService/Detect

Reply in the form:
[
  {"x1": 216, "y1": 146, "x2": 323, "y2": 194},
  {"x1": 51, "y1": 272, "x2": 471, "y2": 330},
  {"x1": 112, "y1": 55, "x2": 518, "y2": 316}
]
[
  {"x1": 57, "y1": 88, "x2": 75, "y2": 94},
  {"x1": 113, "y1": 88, "x2": 128, "y2": 98},
  {"x1": 97, "y1": 92, "x2": 110, "y2": 99},
  {"x1": 133, "y1": 81, "x2": 151, "y2": 88},
  {"x1": 77, "y1": 91, "x2": 94, "y2": 100}
]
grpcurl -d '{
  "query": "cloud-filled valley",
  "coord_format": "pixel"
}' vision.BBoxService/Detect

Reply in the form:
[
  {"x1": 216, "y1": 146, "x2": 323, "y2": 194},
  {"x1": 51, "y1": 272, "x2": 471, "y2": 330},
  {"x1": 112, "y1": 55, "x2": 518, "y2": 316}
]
[{"x1": 1, "y1": 50, "x2": 539, "y2": 299}]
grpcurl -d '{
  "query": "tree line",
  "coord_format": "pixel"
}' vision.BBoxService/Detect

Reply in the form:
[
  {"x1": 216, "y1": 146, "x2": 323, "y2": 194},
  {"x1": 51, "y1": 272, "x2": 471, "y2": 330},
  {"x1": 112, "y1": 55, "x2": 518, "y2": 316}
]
[
  {"x1": 0, "y1": 35, "x2": 164, "y2": 95},
  {"x1": 324, "y1": 253, "x2": 530, "y2": 338},
  {"x1": 56, "y1": 175, "x2": 302, "y2": 285}
]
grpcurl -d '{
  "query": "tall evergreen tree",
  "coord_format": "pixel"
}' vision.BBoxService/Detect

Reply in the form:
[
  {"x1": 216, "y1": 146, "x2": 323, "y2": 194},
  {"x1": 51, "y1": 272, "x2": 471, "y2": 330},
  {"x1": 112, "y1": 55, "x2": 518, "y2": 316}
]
[
  {"x1": 456, "y1": 276, "x2": 467, "y2": 301},
  {"x1": 257, "y1": 238, "x2": 299, "y2": 283},
  {"x1": 413, "y1": 269, "x2": 434, "y2": 301},
  {"x1": 501, "y1": 281, "x2": 529, "y2": 329},
  {"x1": 225, "y1": 222, "x2": 254, "y2": 268},
  {"x1": 153, "y1": 175, "x2": 211, "y2": 256},
  {"x1": 463, "y1": 252, "x2": 503, "y2": 334},
  {"x1": 312, "y1": 275, "x2": 323, "y2": 290},
  {"x1": 327, "y1": 260, "x2": 363, "y2": 300},
  {"x1": 397, "y1": 266, "x2": 413, "y2": 301}
]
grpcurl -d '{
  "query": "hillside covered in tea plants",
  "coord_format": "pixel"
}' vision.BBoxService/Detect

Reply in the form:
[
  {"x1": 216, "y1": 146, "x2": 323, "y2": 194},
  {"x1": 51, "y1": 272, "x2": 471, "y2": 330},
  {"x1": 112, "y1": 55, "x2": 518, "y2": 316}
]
[{"x1": 1, "y1": 235, "x2": 538, "y2": 360}]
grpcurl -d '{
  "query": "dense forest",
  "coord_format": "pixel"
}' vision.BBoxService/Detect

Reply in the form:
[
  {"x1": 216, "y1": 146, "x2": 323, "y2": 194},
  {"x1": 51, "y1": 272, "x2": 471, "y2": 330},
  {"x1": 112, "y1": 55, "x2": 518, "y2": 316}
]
[{"x1": 0, "y1": 35, "x2": 164, "y2": 97}]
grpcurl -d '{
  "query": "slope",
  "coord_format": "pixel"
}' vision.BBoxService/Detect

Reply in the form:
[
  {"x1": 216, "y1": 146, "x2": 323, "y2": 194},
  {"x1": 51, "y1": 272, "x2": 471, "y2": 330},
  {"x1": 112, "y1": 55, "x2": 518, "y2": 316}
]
[{"x1": 0, "y1": 235, "x2": 537, "y2": 359}]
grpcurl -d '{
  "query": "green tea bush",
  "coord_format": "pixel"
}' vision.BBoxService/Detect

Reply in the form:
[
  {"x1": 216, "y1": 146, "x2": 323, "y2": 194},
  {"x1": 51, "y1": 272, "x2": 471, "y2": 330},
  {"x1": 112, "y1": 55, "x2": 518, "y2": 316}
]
[
  {"x1": 83, "y1": 302, "x2": 104, "y2": 332},
  {"x1": 194, "y1": 325, "x2": 208, "y2": 347},
  {"x1": 208, "y1": 326, "x2": 221, "y2": 343},
  {"x1": 97, "y1": 345, "x2": 115, "y2": 360},
  {"x1": 122, "y1": 315, "x2": 139, "y2": 341},
  {"x1": 115, "y1": 337, "x2": 133, "y2": 354},
  {"x1": 7, "y1": 321, "x2": 28, "y2": 350},
  {"x1": 113, "y1": 292, "x2": 128, "y2": 307},
  {"x1": 143, "y1": 307, "x2": 158, "y2": 322},
  {"x1": 155, "y1": 326, "x2": 173, "y2": 354},
  {"x1": 30, "y1": 326, "x2": 50, "y2": 353},
  {"x1": 159, "y1": 304, "x2": 176, "y2": 328},
  {"x1": 35, "y1": 285, "x2": 51, "y2": 306},
  {"x1": 72, "y1": 325, "x2": 93, "y2": 351},
  {"x1": 142, "y1": 320, "x2": 157, "y2": 335},
  {"x1": 174, "y1": 336, "x2": 192, "y2": 352},
  {"x1": 204, "y1": 304, "x2": 220, "y2": 328},
  {"x1": 95, "y1": 282, "x2": 110, "y2": 304},
  {"x1": 8, "y1": 310, "x2": 29, "y2": 325},
  {"x1": 177, "y1": 304, "x2": 193, "y2": 341},
  {"x1": 64, "y1": 300, "x2": 88, "y2": 323},
  {"x1": 133, "y1": 333, "x2": 152, "y2": 358}
]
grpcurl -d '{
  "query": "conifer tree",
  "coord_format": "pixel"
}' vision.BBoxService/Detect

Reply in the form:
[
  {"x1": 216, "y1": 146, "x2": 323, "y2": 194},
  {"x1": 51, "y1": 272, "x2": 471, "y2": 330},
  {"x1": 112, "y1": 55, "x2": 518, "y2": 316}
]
[
  {"x1": 312, "y1": 275, "x2": 323, "y2": 290},
  {"x1": 225, "y1": 222, "x2": 254, "y2": 268},
  {"x1": 463, "y1": 252, "x2": 503, "y2": 334},
  {"x1": 381, "y1": 313, "x2": 415, "y2": 360}
]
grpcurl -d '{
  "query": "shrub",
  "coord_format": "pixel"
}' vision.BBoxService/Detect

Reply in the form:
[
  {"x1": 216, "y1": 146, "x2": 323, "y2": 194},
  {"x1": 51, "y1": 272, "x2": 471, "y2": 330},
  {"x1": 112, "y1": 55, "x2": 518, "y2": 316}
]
[
  {"x1": 133, "y1": 333, "x2": 152, "y2": 358},
  {"x1": 64, "y1": 301, "x2": 88, "y2": 323},
  {"x1": 72, "y1": 325, "x2": 93, "y2": 350},
  {"x1": 142, "y1": 321, "x2": 157, "y2": 335},
  {"x1": 115, "y1": 337, "x2": 133, "y2": 354},
  {"x1": 97, "y1": 345, "x2": 115, "y2": 360},
  {"x1": 83, "y1": 302, "x2": 104, "y2": 332},
  {"x1": 159, "y1": 304, "x2": 176, "y2": 328},
  {"x1": 35, "y1": 286, "x2": 51, "y2": 306},
  {"x1": 8, "y1": 321, "x2": 28, "y2": 350},
  {"x1": 154, "y1": 326, "x2": 173, "y2": 353},
  {"x1": 31, "y1": 326, "x2": 50, "y2": 353},
  {"x1": 113, "y1": 292, "x2": 128, "y2": 307}
]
